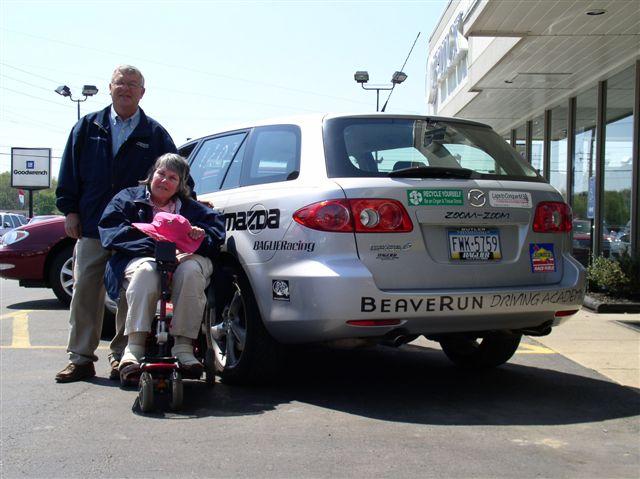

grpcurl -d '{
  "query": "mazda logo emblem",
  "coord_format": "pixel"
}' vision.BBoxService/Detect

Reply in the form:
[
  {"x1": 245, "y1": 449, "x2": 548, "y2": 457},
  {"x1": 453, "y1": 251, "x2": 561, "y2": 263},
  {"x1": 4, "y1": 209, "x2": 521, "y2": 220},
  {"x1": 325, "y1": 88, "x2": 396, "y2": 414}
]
[{"x1": 468, "y1": 189, "x2": 486, "y2": 207}]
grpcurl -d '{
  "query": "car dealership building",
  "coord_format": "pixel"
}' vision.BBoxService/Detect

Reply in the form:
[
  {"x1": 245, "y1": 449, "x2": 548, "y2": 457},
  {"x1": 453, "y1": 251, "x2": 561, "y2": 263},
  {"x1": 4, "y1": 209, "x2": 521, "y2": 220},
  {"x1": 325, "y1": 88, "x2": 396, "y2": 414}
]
[{"x1": 427, "y1": 0, "x2": 639, "y2": 262}]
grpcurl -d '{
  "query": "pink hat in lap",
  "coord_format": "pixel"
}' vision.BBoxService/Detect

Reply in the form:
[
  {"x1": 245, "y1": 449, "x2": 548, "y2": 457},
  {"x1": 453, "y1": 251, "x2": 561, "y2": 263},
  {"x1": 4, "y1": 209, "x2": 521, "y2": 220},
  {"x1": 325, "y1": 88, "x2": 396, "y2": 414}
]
[{"x1": 132, "y1": 212, "x2": 204, "y2": 254}]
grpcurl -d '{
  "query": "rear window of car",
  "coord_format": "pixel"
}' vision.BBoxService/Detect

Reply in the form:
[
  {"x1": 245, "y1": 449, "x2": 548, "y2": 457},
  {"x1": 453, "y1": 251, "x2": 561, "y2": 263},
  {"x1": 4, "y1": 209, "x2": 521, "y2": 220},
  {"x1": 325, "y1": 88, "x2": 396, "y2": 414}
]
[{"x1": 323, "y1": 117, "x2": 543, "y2": 181}]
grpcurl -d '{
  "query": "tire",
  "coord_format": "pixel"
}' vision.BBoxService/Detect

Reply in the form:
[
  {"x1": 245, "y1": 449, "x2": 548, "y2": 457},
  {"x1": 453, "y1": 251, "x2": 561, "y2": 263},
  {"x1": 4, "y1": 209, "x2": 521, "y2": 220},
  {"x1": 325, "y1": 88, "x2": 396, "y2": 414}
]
[
  {"x1": 170, "y1": 371, "x2": 183, "y2": 411},
  {"x1": 139, "y1": 372, "x2": 154, "y2": 413},
  {"x1": 205, "y1": 266, "x2": 283, "y2": 385},
  {"x1": 48, "y1": 244, "x2": 116, "y2": 339},
  {"x1": 439, "y1": 332, "x2": 522, "y2": 368},
  {"x1": 204, "y1": 349, "x2": 216, "y2": 387},
  {"x1": 49, "y1": 246, "x2": 74, "y2": 306}
]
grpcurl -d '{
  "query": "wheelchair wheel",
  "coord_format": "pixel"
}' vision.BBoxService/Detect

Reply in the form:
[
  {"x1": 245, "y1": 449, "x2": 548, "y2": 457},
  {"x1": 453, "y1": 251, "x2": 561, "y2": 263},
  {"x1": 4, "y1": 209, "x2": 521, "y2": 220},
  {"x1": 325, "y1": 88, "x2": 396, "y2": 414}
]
[
  {"x1": 139, "y1": 372, "x2": 154, "y2": 413},
  {"x1": 170, "y1": 371, "x2": 183, "y2": 411},
  {"x1": 204, "y1": 349, "x2": 216, "y2": 387}
]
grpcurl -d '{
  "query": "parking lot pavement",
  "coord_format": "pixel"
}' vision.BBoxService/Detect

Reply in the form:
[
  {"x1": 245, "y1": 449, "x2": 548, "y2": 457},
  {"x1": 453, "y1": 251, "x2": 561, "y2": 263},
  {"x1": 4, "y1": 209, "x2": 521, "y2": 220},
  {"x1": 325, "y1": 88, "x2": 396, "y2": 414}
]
[
  {"x1": 1, "y1": 279, "x2": 639, "y2": 478},
  {"x1": 533, "y1": 308, "x2": 640, "y2": 390}
]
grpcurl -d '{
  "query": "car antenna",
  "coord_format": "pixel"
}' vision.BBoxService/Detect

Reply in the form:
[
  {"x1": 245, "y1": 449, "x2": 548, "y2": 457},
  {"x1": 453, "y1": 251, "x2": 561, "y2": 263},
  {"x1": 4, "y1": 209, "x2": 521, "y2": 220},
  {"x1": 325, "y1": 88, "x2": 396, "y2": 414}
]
[{"x1": 381, "y1": 32, "x2": 420, "y2": 113}]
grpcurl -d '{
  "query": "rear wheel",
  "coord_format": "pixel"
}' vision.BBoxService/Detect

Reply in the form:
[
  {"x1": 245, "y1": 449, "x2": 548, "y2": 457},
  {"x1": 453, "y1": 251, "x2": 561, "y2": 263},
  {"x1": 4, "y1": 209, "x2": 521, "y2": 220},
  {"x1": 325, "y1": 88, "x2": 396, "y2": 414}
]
[
  {"x1": 170, "y1": 371, "x2": 183, "y2": 411},
  {"x1": 205, "y1": 266, "x2": 283, "y2": 385},
  {"x1": 139, "y1": 372, "x2": 154, "y2": 413},
  {"x1": 48, "y1": 245, "x2": 116, "y2": 339},
  {"x1": 439, "y1": 332, "x2": 522, "y2": 368},
  {"x1": 49, "y1": 246, "x2": 74, "y2": 305}
]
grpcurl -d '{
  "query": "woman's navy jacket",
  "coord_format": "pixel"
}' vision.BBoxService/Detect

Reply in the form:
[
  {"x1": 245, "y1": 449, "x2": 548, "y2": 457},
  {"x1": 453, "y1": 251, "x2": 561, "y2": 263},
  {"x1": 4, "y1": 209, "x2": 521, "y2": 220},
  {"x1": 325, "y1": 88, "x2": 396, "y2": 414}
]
[
  {"x1": 98, "y1": 185, "x2": 225, "y2": 300},
  {"x1": 56, "y1": 106, "x2": 178, "y2": 239}
]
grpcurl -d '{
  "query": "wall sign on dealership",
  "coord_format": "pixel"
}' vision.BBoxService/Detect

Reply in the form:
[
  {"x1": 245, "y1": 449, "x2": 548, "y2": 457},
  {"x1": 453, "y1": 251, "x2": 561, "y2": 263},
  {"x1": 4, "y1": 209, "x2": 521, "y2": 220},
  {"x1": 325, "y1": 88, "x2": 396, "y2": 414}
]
[{"x1": 11, "y1": 148, "x2": 51, "y2": 190}]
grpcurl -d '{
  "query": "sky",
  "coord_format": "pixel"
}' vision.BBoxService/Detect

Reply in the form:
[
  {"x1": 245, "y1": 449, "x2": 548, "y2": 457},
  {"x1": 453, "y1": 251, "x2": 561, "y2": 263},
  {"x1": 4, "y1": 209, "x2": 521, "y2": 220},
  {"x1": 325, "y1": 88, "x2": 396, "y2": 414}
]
[{"x1": 0, "y1": 0, "x2": 447, "y2": 179}]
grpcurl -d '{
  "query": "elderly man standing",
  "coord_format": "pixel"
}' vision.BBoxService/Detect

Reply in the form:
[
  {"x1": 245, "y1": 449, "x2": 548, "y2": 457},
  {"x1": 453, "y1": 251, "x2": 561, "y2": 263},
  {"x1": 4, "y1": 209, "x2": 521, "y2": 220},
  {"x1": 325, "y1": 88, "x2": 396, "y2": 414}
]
[{"x1": 55, "y1": 65, "x2": 177, "y2": 383}]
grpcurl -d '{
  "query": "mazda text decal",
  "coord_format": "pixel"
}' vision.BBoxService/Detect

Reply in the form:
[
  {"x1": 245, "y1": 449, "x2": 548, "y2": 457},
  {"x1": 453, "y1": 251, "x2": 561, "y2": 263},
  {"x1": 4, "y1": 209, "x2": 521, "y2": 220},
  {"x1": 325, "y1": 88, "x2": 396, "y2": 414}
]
[{"x1": 225, "y1": 209, "x2": 280, "y2": 231}]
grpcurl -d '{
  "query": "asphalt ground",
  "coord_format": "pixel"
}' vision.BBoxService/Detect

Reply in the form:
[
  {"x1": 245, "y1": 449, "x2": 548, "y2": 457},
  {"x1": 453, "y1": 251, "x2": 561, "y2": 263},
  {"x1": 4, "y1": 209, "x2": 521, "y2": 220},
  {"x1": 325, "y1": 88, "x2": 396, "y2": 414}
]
[{"x1": 1, "y1": 279, "x2": 639, "y2": 479}]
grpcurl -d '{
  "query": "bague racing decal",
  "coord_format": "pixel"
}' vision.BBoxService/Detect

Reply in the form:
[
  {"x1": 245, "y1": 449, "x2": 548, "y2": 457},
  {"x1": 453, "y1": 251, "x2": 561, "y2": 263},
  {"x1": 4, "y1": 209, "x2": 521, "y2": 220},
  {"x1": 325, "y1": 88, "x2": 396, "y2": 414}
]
[
  {"x1": 360, "y1": 288, "x2": 582, "y2": 313},
  {"x1": 407, "y1": 189, "x2": 463, "y2": 206},
  {"x1": 254, "y1": 240, "x2": 315, "y2": 252},
  {"x1": 225, "y1": 208, "x2": 280, "y2": 231},
  {"x1": 272, "y1": 279, "x2": 290, "y2": 301},
  {"x1": 529, "y1": 243, "x2": 556, "y2": 273}
]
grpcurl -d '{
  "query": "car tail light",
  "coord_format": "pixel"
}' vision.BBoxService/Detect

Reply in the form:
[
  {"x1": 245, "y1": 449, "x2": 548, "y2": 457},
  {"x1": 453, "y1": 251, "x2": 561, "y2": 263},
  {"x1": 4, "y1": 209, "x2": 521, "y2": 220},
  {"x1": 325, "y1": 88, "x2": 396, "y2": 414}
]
[
  {"x1": 533, "y1": 202, "x2": 572, "y2": 233},
  {"x1": 293, "y1": 199, "x2": 413, "y2": 233},
  {"x1": 555, "y1": 309, "x2": 579, "y2": 317}
]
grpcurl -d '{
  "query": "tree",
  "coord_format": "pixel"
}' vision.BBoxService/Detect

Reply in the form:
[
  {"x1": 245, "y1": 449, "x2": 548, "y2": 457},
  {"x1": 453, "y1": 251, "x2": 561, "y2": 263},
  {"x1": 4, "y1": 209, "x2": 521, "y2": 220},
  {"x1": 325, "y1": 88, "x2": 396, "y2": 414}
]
[{"x1": 0, "y1": 171, "x2": 60, "y2": 215}]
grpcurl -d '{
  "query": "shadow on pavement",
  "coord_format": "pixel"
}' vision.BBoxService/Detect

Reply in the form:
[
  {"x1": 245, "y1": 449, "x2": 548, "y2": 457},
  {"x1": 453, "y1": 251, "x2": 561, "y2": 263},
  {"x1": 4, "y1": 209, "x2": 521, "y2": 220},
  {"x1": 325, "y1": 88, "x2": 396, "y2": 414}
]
[
  {"x1": 173, "y1": 343, "x2": 640, "y2": 425},
  {"x1": 7, "y1": 298, "x2": 68, "y2": 311}
]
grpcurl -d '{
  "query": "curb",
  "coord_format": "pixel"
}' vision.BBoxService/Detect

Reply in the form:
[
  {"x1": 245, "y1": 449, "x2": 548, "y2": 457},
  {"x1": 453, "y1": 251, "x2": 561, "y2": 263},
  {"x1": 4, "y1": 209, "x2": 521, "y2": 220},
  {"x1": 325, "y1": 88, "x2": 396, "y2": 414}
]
[{"x1": 583, "y1": 294, "x2": 640, "y2": 314}]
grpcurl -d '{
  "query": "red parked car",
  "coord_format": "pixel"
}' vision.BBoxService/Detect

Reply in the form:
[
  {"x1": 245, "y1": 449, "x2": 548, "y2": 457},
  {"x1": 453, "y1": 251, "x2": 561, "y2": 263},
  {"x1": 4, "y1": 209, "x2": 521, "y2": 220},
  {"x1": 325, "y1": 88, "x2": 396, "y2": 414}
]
[{"x1": 0, "y1": 216, "x2": 115, "y2": 335}]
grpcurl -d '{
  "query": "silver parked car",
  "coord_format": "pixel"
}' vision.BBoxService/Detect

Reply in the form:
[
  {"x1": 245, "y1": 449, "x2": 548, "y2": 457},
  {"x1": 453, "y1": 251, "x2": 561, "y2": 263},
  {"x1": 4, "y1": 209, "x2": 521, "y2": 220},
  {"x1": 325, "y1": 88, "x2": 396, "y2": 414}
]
[
  {"x1": 182, "y1": 114, "x2": 586, "y2": 384},
  {"x1": 0, "y1": 212, "x2": 28, "y2": 237}
]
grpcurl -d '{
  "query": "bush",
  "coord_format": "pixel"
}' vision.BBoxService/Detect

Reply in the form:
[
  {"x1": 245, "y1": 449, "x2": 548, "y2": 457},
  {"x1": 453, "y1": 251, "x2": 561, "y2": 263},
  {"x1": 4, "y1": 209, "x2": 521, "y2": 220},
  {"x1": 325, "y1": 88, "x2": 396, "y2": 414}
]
[{"x1": 587, "y1": 253, "x2": 640, "y2": 299}]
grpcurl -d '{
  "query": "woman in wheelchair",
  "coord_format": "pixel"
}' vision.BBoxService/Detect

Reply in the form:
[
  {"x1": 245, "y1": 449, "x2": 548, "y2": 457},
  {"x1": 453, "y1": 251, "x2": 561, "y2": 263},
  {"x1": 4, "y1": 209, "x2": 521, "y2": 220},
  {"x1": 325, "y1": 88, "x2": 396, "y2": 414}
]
[{"x1": 99, "y1": 153, "x2": 225, "y2": 377}]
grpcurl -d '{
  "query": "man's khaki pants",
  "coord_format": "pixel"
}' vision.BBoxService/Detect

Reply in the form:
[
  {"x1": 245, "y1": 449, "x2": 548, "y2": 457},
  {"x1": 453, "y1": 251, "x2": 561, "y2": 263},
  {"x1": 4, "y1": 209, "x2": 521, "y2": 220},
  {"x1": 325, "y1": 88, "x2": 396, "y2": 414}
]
[{"x1": 66, "y1": 238, "x2": 127, "y2": 365}]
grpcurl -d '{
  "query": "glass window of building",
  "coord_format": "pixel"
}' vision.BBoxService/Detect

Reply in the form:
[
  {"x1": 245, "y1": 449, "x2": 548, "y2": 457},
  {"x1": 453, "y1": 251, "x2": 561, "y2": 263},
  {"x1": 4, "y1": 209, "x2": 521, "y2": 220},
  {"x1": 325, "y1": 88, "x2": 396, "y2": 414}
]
[
  {"x1": 572, "y1": 87, "x2": 597, "y2": 266},
  {"x1": 603, "y1": 66, "x2": 635, "y2": 258},
  {"x1": 530, "y1": 115, "x2": 545, "y2": 176},
  {"x1": 514, "y1": 124, "x2": 526, "y2": 162},
  {"x1": 549, "y1": 105, "x2": 568, "y2": 199}
]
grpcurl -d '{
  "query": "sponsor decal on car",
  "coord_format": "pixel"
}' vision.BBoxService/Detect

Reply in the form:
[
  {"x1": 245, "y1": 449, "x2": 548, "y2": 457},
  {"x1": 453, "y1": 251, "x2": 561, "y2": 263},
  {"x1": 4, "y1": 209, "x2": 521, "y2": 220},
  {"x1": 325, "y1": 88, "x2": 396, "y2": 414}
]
[
  {"x1": 444, "y1": 211, "x2": 510, "y2": 220},
  {"x1": 407, "y1": 189, "x2": 463, "y2": 206},
  {"x1": 360, "y1": 287, "x2": 582, "y2": 313},
  {"x1": 529, "y1": 243, "x2": 556, "y2": 273},
  {"x1": 225, "y1": 209, "x2": 280, "y2": 231},
  {"x1": 254, "y1": 240, "x2": 315, "y2": 252},
  {"x1": 272, "y1": 279, "x2": 290, "y2": 301},
  {"x1": 489, "y1": 191, "x2": 532, "y2": 208},
  {"x1": 370, "y1": 243, "x2": 412, "y2": 252}
]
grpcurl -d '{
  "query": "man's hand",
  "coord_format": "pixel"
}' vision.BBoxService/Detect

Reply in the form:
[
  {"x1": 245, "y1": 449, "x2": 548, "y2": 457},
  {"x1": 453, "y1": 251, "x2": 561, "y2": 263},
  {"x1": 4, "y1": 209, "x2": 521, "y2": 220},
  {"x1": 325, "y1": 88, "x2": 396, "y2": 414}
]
[
  {"x1": 64, "y1": 213, "x2": 82, "y2": 239},
  {"x1": 198, "y1": 200, "x2": 214, "y2": 209}
]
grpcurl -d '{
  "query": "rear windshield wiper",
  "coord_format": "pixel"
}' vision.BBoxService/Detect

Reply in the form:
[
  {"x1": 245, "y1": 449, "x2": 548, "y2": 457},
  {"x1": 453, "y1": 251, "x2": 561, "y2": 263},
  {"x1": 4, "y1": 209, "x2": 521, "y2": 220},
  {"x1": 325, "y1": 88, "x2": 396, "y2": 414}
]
[{"x1": 388, "y1": 166, "x2": 478, "y2": 179}]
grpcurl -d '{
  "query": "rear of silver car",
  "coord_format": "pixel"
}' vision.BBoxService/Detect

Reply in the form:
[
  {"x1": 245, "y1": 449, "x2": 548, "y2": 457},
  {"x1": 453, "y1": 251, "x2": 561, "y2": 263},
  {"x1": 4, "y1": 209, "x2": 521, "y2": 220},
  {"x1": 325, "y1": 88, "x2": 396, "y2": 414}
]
[
  {"x1": 255, "y1": 115, "x2": 584, "y2": 364},
  {"x1": 204, "y1": 114, "x2": 585, "y2": 382}
]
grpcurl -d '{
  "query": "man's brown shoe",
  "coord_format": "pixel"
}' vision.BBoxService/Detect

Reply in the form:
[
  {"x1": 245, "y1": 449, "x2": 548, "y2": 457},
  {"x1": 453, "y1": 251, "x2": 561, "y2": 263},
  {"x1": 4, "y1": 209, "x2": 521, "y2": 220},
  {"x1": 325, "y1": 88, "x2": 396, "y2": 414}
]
[{"x1": 55, "y1": 363, "x2": 96, "y2": 383}]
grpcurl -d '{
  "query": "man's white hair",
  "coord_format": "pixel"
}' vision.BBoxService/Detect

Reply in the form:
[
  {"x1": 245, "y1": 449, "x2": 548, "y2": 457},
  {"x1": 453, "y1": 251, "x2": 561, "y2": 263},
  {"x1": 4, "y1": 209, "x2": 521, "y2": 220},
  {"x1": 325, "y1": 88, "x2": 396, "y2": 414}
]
[{"x1": 111, "y1": 64, "x2": 145, "y2": 87}]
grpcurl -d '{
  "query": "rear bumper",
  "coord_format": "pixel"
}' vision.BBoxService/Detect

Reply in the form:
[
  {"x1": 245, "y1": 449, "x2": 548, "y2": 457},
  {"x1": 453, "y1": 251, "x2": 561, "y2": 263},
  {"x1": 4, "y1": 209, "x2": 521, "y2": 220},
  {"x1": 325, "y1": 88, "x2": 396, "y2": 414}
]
[{"x1": 250, "y1": 253, "x2": 586, "y2": 344}]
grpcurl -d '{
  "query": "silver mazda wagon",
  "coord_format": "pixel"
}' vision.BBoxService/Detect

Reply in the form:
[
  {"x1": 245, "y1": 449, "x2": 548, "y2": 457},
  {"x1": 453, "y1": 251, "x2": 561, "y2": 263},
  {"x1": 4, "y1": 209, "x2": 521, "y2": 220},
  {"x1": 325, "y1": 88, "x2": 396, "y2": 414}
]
[{"x1": 182, "y1": 114, "x2": 586, "y2": 384}]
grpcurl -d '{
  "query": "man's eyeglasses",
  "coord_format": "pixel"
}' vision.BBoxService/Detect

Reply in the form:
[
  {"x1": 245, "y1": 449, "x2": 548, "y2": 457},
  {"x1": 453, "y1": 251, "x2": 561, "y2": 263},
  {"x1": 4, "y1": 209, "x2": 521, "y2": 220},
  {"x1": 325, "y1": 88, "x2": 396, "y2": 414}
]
[{"x1": 111, "y1": 80, "x2": 143, "y2": 89}]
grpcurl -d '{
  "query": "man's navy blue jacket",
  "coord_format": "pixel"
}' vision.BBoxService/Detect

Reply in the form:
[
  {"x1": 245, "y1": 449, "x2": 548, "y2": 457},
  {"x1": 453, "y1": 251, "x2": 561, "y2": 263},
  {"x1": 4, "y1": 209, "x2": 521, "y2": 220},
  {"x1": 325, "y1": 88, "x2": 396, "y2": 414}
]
[
  {"x1": 98, "y1": 185, "x2": 225, "y2": 300},
  {"x1": 56, "y1": 105, "x2": 177, "y2": 239}
]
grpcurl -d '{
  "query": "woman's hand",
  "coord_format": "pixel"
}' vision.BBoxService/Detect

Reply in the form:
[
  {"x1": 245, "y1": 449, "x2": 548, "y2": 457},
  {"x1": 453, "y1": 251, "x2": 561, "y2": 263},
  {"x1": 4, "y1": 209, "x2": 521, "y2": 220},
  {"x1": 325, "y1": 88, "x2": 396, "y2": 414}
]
[{"x1": 188, "y1": 226, "x2": 205, "y2": 240}]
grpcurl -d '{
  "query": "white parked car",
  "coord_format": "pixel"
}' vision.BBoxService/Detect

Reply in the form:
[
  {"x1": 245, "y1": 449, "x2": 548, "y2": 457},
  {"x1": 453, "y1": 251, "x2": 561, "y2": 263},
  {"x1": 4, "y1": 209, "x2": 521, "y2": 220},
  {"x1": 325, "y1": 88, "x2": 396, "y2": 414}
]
[{"x1": 181, "y1": 114, "x2": 586, "y2": 384}]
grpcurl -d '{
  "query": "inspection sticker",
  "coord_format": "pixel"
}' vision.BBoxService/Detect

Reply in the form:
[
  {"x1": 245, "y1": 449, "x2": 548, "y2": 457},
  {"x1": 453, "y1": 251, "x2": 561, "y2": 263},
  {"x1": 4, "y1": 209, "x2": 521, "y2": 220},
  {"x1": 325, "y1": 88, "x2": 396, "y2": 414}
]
[
  {"x1": 407, "y1": 189, "x2": 463, "y2": 206},
  {"x1": 529, "y1": 243, "x2": 556, "y2": 273}
]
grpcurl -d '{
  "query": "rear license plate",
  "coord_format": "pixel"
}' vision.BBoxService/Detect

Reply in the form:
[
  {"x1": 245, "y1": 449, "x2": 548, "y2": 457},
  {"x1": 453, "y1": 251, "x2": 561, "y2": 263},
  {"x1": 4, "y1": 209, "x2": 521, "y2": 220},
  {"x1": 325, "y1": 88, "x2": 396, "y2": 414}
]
[{"x1": 448, "y1": 227, "x2": 502, "y2": 260}]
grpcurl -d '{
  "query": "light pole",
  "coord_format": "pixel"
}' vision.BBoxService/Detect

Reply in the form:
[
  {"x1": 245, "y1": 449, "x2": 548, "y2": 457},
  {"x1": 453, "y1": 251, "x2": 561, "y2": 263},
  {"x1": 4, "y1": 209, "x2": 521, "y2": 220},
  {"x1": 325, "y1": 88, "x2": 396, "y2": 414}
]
[
  {"x1": 354, "y1": 70, "x2": 408, "y2": 112},
  {"x1": 55, "y1": 84, "x2": 99, "y2": 120}
]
